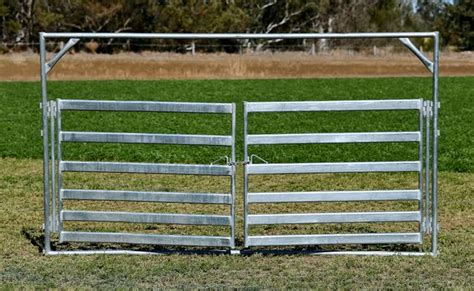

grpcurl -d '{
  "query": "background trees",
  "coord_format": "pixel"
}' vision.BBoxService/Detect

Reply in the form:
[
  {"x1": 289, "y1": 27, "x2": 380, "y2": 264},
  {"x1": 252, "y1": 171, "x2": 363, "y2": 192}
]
[{"x1": 0, "y1": 0, "x2": 471, "y2": 52}]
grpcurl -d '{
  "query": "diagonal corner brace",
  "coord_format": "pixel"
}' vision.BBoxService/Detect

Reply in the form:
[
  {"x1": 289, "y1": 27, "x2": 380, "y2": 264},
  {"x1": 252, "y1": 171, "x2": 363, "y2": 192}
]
[
  {"x1": 45, "y1": 38, "x2": 80, "y2": 74},
  {"x1": 399, "y1": 38, "x2": 433, "y2": 73}
]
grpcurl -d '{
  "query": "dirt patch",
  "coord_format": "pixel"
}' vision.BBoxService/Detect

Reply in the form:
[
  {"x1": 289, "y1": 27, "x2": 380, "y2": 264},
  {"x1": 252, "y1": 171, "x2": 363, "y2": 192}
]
[{"x1": 1, "y1": 51, "x2": 473, "y2": 81}]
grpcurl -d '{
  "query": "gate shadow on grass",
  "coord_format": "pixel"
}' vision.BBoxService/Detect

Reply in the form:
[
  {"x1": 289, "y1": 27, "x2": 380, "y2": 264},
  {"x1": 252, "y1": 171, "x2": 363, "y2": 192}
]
[{"x1": 21, "y1": 227, "x2": 420, "y2": 255}]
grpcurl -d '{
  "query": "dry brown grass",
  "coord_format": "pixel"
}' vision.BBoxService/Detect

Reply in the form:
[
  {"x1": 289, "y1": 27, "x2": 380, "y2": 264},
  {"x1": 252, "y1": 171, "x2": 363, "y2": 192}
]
[{"x1": 1, "y1": 51, "x2": 473, "y2": 81}]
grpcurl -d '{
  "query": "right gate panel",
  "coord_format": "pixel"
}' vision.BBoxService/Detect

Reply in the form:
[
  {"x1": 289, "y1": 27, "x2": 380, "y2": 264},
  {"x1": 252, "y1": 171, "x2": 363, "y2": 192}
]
[{"x1": 243, "y1": 99, "x2": 427, "y2": 249}]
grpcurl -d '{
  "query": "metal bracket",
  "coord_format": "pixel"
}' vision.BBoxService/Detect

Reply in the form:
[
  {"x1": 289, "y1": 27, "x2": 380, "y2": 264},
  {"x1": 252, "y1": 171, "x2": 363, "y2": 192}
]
[
  {"x1": 45, "y1": 38, "x2": 80, "y2": 74},
  {"x1": 399, "y1": 38, "x2": 434, "y2": 73},
  {"x1": 250, "y1": 154, "x2": 269, "y2": 164},
  {"x1": 211, "y1": 156, "x2": 230, "y2": 166}
]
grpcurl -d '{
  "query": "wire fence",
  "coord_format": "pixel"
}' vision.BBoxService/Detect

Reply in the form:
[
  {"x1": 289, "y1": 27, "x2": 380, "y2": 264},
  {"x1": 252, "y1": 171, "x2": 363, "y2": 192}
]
[{"x1": 1, "y1": 38, "x2": 428, "y2": 56}]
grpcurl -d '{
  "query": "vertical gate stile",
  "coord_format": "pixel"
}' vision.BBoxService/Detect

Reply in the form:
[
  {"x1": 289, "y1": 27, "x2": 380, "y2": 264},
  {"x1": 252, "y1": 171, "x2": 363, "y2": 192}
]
[
  {"x1": 418, "y1": 99, "x2": 424, "y2": 243},
  {"x1": 230, "y1": 103, "x2": 237, "y2": 249},
  {"x1": 57, "y1": 99, "x2": 64, "y2": 240},
  {"x1": 425, "y1": 101, "x2": 431, "y2": 234},
  {"x1": 243, "y1": 102, "x2": 249, "y2": 247}
]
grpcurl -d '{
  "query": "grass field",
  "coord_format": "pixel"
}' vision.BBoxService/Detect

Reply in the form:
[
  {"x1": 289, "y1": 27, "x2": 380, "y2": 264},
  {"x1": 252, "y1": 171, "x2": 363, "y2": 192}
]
[{"x1": 0, "y1": 77, "x2": 473, "y2": 288}]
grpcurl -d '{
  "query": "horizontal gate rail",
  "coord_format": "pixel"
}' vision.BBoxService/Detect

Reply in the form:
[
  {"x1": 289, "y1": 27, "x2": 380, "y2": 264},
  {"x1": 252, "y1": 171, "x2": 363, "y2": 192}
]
[
  {"x1": 247, "y1": 211, "x2": 421, "y2": 225},
  {"x1": 245, "y1": 99, "x2": 423, "y2": 112},
  {"x1": 246, "y1": 161, "x2": 421, "y2": 175},
  {"x1": 247, "y1": 190, "x2": 421, "y2": 203},
  {"x1": 62, "y1": 211, "x2": 231, "y2": 225},
  {"x1": 61, "y1": 132, "x2": 233, "y2": 146},
  {"x1": 61, "y1": 231, "x2": 232, "y2": 247},
  {"x1": 58, "y1": 99, "x2": 233, "y2": 113},
  {"x1": 60, "y1": 161, "x2": 233, "y2": 176},
  {"x1": 62, "y1": 189, "x2": 232, "y2": 204},
  {"x1": 247, "y1": 132, "x2": 421, "y2": 145},
  {"x1": 247, "y1": 233, "x2": 422, "y2": 246}
]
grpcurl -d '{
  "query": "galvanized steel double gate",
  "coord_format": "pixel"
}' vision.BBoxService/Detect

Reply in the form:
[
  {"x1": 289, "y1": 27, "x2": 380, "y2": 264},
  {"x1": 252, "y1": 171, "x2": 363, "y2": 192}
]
[{"x1": 40, "y1": 32, "x2": 439, "y2": 256}]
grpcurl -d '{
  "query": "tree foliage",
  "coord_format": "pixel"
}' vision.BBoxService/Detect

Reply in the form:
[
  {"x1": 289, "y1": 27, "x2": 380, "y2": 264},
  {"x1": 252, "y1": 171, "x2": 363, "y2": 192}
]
[{"x1": 0, "y1": 0, "x2": 471, "y2": 52}]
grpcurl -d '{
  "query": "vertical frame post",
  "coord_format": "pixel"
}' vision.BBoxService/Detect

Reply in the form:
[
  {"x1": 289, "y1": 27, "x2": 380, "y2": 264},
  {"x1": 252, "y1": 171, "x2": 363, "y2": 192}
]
[
  {"x1": 432, "y1": 32, "x2": 440, "y2": 256},
  {"x1": 40, "y1": 32, "x2": 51, "y2": 254}
]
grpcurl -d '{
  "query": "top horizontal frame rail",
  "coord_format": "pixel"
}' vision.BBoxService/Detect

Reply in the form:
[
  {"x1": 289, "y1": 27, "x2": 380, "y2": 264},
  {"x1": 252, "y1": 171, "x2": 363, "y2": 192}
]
[
  {"x1": 58, "y1": 99, "x2": 233, "y2": 114},
  {"x1": 245, "y1": 99, "x2": 423, "y2": 113},
  {"x1": 42, "y1": 32, "x2": 436, "y2": 39}
]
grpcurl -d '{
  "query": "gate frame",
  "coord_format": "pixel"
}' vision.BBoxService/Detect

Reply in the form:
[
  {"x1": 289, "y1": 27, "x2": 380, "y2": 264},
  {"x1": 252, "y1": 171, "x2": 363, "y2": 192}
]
[{"x1": 40, "y1": 32, "x2": 439, "y2": 256}]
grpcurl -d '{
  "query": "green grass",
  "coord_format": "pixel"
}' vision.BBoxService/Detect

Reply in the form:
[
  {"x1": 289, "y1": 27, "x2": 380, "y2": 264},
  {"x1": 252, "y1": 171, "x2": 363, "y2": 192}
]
[
  {"x1": 0, "y1": 158, "x2": 472, "y2": 288},
  {"x1": 0, "y1": 77, "x2": 473, "y2": 288},
  {"x1": 0, "y1": 77, "x2": 472, "y2": 171}
]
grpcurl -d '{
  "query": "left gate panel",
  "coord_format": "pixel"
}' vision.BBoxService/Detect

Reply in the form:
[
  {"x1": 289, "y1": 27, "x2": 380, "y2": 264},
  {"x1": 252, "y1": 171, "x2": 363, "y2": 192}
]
[{"x1": 46, "y1": 99, "x2": 236, "y2": 251}]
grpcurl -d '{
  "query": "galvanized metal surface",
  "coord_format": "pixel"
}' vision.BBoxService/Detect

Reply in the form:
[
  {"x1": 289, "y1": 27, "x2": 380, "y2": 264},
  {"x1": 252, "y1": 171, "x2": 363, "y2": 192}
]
[
  {"x1": 40, "y1": 33, "x2": 51, "y2": 253},
  {"x1": 247, "y1": 233, "x2": 422, "y2": 246},
  {"x1": 45, "y1": 38, "x2": 79, "y2": 73},
  {"x1": 60, "y1": 161, "x2": 233, "y2": 176},
  {"x1": 247, "y1": 132, "x2": 421, "y2": 145},
  {"x1": 62, "y1": 211, "x2": 231, "y2": 225},
  {"x1": 432, "y1": 32, "x2": 440, "y2": 256},
  {"x1": 248, "y1": 190, "x2": 421, "y2": 203},
  {"x1": 59, "y1": 99, "x2": 233, "y2": 113},
  {"x1": 43, "y1": 32, "x2": 437, "y2": 39},
  {"x1": 246, "y1": 161, "x2": 421, "y2": 175},
  {"x1": 61, "y1": 131, "x2": 232, "y2": 146},
  {"x1": 246, "y1": 99, "x2": 422, "y2": 112},
  {"x1": 61, "y1": 231, "x2": 232, "y2": 247},
  {"x1": 62, "y1": 189, "x2": 232, "y2": 204},
  {"x1": 399, "y1": 38, "x2": 434, "y2": 73},
  {"x1": 247, "y1": 211, "x2": 421, "y2": 225}
]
